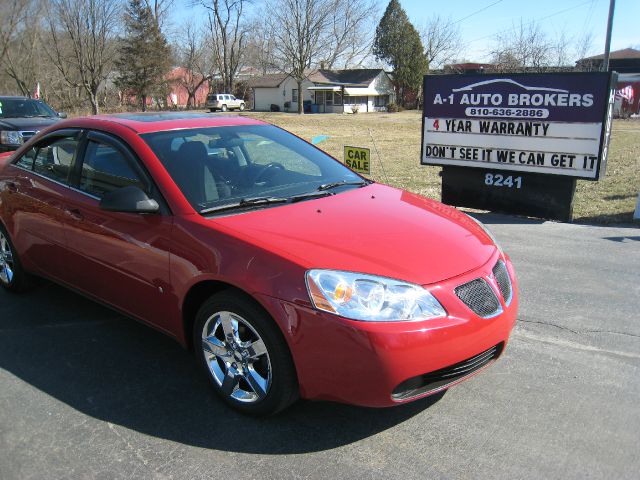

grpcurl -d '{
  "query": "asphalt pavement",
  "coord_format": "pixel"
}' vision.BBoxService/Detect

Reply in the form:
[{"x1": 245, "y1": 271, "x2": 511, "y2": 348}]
[{"x1": 1, "y1": 213, "x2": 639, "y2": 479}]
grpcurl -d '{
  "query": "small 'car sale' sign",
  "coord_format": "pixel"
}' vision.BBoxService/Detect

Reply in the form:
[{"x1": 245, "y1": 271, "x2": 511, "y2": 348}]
[
  {"x1": 344, "y1": 145, "x2": 371, "y2": 175},
  {"x1": 421, "y1": 73, "x2": 616, "y2": 180}
]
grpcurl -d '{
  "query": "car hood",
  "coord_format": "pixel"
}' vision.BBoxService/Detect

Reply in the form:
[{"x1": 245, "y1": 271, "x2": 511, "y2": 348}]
[
  {"x1": 0, "y1": 116, "x2": 60, "y2": 130},
  {"x1": 214, "y1": 183, "x2": 497, "y2": 285}
]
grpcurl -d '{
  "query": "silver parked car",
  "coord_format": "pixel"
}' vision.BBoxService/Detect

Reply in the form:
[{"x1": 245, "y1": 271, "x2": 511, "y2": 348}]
[{"x1": 206, "y1": 93, "x2": 245, "y2": 112}]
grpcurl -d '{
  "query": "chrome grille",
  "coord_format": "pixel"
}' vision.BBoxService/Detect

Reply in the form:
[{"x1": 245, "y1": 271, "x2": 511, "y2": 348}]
[
  {"x1": 455, "y1": 278, "x2": 501, "y2": 318},
  {"x1": 19, "y1": 130, "x2": 37, "y2": 142},
  {"x1": 492, "y1": 260, "x2": 512, "y2": 305}
]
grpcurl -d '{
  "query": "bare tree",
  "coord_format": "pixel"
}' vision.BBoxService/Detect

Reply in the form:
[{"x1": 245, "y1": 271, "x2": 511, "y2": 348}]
[
  {"x1": 269, "y1": 0, "x2": 334, "y2": 114},
  {"x1": 0, "y1": 0, "x2": 31, "y2": 64},
  {"x1": 550, "y1": 30, "x2": 572, "y2": 67},
  {"x1": 490, "y1": 20, "x2": 552, "y2": 72},
  {"x1": 574, "y1": 31, "x2": 596, "y2": 70},
  {"x1": 143, "y1": 0, "x2": 175, "y2": 28},
  {"x1": 201, "y1": 0, "x2": 248, "y2": 94},
  {"x1": 46, "y1": 0, "x2": 121, "y2": 114},
  {"x1": 245, "y1": 17, "x2": 279, "y2": 75},
  {"x1": 2, "y1": 8, "x2": 43, "y2": 96},
  {"x1": 421, "y1": 15, "x2": 462, "y2": 70},
  {"x1": 321, "y1": 0, "x2": 378, "y2": 69},
  {"x1": 175, "y1": 23, "x2": 215, "y2": 107}
]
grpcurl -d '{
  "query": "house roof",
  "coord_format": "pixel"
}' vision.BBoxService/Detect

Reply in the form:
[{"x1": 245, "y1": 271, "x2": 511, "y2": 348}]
[
  {"x1": 166, "y1": 66, "x2": 208, "y2": 82},
  {"x1": 309, "y1": 69, "x2": 384, "y2": 86},
  {"x1": 248, "y1": 68, "x2": 386, "y2": 89},
  {"x1": 578, "y1": 48, "x2": 640, "y2": 61},
  {"x1": 247, "y1": 73, "x2": 289, "y2": 88}
]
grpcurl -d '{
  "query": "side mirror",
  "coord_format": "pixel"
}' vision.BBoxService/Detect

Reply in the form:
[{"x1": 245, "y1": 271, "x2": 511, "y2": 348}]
[
  {"x1": 57, "y1": 112, "x2": 67, "y2": 119},
  {"x1": 99, "y1": 185, "x2": 159, "y2": 214}
]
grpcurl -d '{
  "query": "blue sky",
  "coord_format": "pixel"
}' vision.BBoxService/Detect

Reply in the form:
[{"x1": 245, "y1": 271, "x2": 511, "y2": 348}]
[
  {"x1": 399, "y1": 0, "x2": 639, "y2": 61},
  {"x1": 175, "y1": 0, "x2": 638, "y2": 64}
]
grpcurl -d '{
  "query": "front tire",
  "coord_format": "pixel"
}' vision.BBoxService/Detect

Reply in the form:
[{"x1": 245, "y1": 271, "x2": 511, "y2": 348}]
[
  {"x1": 239, "y1": 103, "x2": 245, "y2": 111},
  {"x1": 221, "y1": 104, "x2": 228, "y2": 112},
  {"x1": 0, "y1": 224, "x2": 32, "y2": 292},
  {"x1": 194, "y1": 290, "x2": 298, "y2": 416}
]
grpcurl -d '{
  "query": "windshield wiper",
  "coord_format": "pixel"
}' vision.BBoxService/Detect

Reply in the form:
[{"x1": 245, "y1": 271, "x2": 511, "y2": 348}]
[
  {"x1": 317, "y1": 180, "x2": 370, "y2": 191},
  {"x1": 289, "y1": 191, "x2": 333, "y2": 202},
  {"x1": 200, "y1": 196, "x2": 288, "y2": 214}
]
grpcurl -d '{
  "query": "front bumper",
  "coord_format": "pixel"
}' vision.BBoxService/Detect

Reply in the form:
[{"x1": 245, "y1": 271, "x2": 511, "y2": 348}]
[{"x1": 258, "y1": 250, "x2": 518, "y2": 408}]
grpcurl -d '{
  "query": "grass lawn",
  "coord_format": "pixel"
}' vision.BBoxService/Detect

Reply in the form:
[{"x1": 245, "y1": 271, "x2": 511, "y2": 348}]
[{"x1": 240, "y1": 110, "x2": 640, "y2": 224}]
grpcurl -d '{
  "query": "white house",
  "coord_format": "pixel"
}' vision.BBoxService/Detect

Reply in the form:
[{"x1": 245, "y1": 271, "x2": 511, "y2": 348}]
[
  {"x1": 249, "y1": 73, "x2": 315, "y2": 112},
  {"x1": 249, "y1": 69, "x2": 395, "y2": 113}
]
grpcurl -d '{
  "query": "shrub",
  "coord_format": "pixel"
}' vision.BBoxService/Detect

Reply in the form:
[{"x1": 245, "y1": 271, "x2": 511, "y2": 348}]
[
  {"x1": 386, "y1": 102, "x2": 398, "y2": 113},
  {"x1": 351, "y1": 104, "x2": 360, "y2": 114},
  {"x1": 270, "y1": 104, "x2": 280, "y2": 112}
]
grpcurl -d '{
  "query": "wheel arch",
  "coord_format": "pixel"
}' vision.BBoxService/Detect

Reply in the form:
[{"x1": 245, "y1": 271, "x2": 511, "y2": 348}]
[{"x1": 182, "y1": 280, "x2": 285, "y2": 352}]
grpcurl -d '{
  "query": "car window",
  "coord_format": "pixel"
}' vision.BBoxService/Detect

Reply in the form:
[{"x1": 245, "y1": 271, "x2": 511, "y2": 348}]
[
  {"x1": 0, "y1": 98, "x2": 56, "y2": 118},
  {"x1": 238, "y1": 132, "x2": 321, "y2": 176},
  {"x1": 142, "y1": 125, "x2": 361, "y2": 212},
  {"x1": 14, "y1": 147, "x2": 37, "y2": 170},
  {"x1": 32, "y1": 137, "x2": 78, "y2": 183},
  {"x1": 79, "y1": 140, "x2": 144, "y2": 198}
]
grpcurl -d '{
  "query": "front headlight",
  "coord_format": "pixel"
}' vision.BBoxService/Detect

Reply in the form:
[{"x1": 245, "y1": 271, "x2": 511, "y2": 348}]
[
  {"x1": 0, "y1": 130, "x2": 23, "y2": 146},
  {"x1": 306, "y1": 269, "x2": 446, "y2": 322},
  {"x1": 466, "y1": 214, "x2": 502, "y2": 254}
]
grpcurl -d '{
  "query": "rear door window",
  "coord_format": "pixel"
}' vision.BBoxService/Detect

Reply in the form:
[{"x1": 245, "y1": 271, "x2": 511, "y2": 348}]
[{"x1": 32, "y1": 136, "x2": 78, "y2": 183}]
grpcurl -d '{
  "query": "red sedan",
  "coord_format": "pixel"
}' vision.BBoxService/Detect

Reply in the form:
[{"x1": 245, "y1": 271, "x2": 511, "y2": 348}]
[{"x1": 0, "y1": 113, "x2": 517, "y2": 415}]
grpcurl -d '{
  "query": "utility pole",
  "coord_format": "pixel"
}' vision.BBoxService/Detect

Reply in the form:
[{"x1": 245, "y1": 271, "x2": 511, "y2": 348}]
[{"x1": 602, "y1": 0, "x2": 616, "y2": 71}]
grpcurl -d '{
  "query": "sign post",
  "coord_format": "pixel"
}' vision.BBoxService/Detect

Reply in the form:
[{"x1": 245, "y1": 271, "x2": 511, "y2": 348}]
[{"x1": 421, "y1": 72, "x2": 616, "y2": 221}]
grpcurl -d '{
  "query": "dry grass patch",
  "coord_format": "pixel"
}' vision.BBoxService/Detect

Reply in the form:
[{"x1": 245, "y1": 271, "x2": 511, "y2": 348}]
[{"x1": 241, "y1": 111, "x2": 639, "y2": 224}]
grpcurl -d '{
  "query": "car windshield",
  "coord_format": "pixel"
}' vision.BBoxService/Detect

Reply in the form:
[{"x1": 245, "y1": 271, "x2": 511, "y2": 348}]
[
  {"x1": 0, "y1": 98, "x2": 57, "y2": 118},
  {"x1": 142, "y1": 124, "x2": 367, "y2": 215}
]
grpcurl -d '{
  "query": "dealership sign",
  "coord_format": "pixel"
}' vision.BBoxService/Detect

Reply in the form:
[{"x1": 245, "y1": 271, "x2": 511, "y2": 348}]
[{"x1": 421, "y1": 73, "x2": 616, "y2": 180}]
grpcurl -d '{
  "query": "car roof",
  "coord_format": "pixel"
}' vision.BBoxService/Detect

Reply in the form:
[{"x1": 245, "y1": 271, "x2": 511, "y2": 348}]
[
  {"x1": 0, "y1": 96, "x2": 34, "y2": 101},
  {"x1": 65, "y1": 112, "x2": 267, "y2": 134}
]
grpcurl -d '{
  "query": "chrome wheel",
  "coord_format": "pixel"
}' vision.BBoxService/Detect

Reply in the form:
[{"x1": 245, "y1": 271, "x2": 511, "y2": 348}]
[
  {"x1": 201, "y1": 310, "x2": 272, "y2": 403},
  {"x1": 0, "y1": 230, "x2": 14, "y2": 285}
]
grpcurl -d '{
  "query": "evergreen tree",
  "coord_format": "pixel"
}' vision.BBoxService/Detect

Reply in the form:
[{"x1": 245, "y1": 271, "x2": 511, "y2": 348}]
[
  {"x1": 373, "y1": 0, "x2": 428, "y2": 107},
  {"x1": 116, "y1": 0, "x2": 172, "y2": 111}
]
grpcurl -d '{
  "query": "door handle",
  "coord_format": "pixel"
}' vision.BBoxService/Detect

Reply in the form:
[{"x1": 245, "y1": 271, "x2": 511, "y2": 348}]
[{"x1": 65, "y1": 208, "x2": 83, "y2": 220}]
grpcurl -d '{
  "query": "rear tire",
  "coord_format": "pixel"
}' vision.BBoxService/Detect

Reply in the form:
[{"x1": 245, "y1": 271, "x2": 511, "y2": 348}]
[
  {"x1": 209, "y1": 108, "x2": 216, "y2": 113},
  {"x1": 0, "y1": 224, "x2": 32, "y2": 293},
  {"x1": 193, "y1": 290, "x2": 298, "y2": 416}
]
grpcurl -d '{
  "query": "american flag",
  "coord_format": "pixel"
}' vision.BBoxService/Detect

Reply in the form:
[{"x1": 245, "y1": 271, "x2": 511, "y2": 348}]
[{"x1": 615, "y1": 85, "x2": 634, "y2": 102}]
